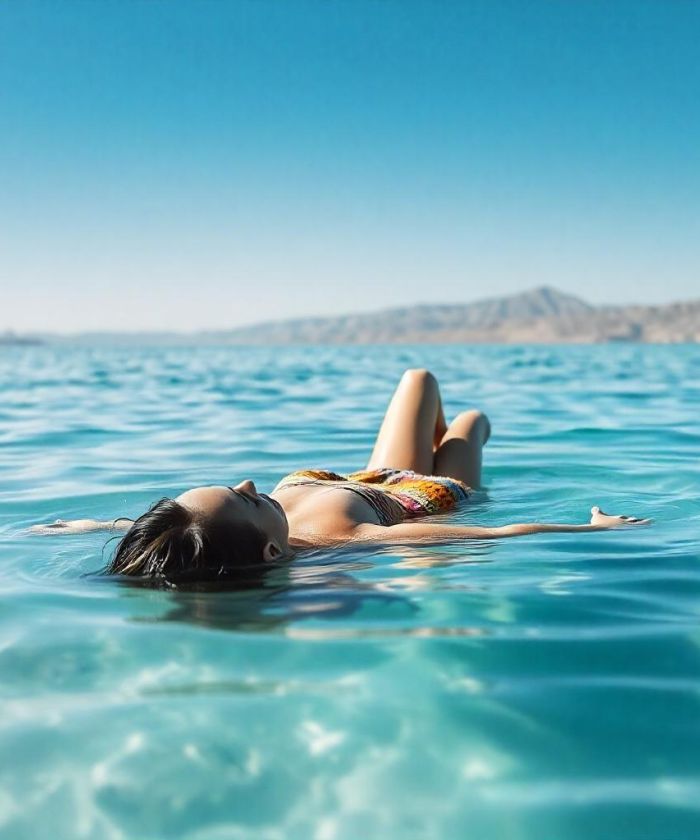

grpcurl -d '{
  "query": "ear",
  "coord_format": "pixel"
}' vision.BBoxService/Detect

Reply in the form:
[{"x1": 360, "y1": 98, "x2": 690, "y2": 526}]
[{"x1": 262, "y1": 540, "x2": 282, "y2": 563}]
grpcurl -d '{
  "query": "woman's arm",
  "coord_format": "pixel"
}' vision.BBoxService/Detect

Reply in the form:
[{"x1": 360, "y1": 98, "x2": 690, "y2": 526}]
[
  {"x1": 353, "y1": 506, "x2": 650, "y2": 545},
  {"x1": 29, "y1": 518, "x2": 134, "y2": 535}
]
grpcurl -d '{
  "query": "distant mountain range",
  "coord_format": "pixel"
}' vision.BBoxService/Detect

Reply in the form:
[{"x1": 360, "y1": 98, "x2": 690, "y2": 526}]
[
  {"x1": 199, "y1": 286, "x2": 700, "y2": 345},
  {"x1": 7, "y1": 287, "x2": 700, "y2": 345}
]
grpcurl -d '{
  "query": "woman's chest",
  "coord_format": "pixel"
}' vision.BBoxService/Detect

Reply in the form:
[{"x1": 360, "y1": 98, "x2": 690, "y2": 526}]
[{"x1": 273, "y1": 482, "x2": 404, "y2": 531}]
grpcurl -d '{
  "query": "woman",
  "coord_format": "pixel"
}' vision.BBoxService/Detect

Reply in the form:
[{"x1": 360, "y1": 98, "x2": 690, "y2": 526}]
[{"x1": 33, "y1": 369, "x2": 649, "y2": 583}]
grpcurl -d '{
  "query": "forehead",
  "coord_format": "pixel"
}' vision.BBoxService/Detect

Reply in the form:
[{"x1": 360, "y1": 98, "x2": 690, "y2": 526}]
[{"x1": 177, "y1": 486, "x2": 236, "y2": 516}]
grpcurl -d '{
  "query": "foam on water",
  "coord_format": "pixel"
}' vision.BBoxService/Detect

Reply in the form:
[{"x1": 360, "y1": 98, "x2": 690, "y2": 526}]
[{"x1": 1, "y1": 344, "x2": 699, "y2": 839}]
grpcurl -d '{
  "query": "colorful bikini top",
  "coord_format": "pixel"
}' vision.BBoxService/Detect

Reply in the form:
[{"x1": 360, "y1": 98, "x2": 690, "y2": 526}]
[{"x1": 273, "y1": 468, "x2": 470, "y2": 526}]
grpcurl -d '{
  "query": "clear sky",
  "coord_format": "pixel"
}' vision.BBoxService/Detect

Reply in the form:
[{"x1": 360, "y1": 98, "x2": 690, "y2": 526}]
[{"x1": 1, "y1": 0, "x2": 698, "y2": 332}]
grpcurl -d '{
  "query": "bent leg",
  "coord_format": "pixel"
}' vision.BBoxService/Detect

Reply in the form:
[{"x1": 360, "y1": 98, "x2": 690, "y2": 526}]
[
  {"x1": 432, "y1": 410, "x2": 491, "y2": 488},
  {"x1": 366, "y1": 369, "x2": 446, "y2": 473}
]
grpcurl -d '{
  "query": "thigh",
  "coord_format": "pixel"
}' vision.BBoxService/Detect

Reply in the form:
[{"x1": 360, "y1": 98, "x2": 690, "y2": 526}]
[
  {"x1": 366, "y1": 369, "x2": 441, "y2": 474},
  {"x1": 432, "y1": 410, "x2": 490, "y2": 488}
]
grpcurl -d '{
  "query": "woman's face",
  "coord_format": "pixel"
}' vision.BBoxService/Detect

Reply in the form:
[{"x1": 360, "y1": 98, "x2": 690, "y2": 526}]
[{"x1": 176, "y1": 480, "x2": 289, "y2": 560}]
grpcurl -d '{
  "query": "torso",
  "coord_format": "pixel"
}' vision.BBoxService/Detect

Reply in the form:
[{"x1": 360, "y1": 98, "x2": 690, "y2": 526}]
[
  {"x1": 270, "y1": 482, "x2": 398, "y2": 545},
  {"x1": 269, "y1": 468, "x2": 471, "y2": 546}
]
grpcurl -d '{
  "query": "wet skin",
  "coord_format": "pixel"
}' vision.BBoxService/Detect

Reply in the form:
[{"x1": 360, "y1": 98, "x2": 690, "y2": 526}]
[
  {"x1": 177, "y1": 480, "x2": 291, "y2": 561},
  {"x1": 176, "y1": 478, "x2": 393, "y2": 554},
  {"x1": 31, "y1": 372, "x2": 651, "y2": 542}
]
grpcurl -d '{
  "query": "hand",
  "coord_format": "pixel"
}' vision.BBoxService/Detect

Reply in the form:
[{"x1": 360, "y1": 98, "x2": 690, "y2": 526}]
[{"x1": 590, "y1": 506, "x2": 652, "y2": 528}]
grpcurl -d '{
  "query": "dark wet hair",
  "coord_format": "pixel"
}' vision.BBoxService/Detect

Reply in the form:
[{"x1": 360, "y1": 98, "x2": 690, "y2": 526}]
[{"x1": 107, "y1": 497, "x2": 269, "y2": 584}]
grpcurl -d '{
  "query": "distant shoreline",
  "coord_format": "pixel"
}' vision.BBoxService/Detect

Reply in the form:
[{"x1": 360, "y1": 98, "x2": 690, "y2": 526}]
[{"x1": 4, "y1": 286, "x2": 700, "y2": 346}]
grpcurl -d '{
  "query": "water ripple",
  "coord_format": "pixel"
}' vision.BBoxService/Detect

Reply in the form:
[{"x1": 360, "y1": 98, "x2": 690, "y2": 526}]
[{"x1": 1, "y1": 344, "x2": 699, "y2": 839}]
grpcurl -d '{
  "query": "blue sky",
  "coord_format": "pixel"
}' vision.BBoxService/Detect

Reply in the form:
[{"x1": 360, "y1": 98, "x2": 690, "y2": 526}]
[{"x1": 1, "y1": 0, "x2": 698, "y2": 332}]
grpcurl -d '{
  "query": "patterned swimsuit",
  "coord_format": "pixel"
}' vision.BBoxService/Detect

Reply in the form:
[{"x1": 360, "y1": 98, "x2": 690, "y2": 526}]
[{"x1": 273, "y1": 468, "x2": 471, "y2": 526}]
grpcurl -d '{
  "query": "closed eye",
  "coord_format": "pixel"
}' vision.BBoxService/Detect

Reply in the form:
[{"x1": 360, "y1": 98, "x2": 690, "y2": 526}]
[{"x1": 229, "y1": 487, "x2": 259, "y2": 506}]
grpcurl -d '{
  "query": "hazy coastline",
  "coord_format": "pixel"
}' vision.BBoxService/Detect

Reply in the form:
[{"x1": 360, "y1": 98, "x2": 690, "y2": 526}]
[{"x1": 6, "y1": 286, "x2": 699, "y2": 346}]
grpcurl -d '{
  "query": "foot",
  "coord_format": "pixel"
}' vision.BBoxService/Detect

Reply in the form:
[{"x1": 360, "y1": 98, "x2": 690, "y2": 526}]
[{"x1": 590, "y1": 506, "x2": 651, "y2": 528}]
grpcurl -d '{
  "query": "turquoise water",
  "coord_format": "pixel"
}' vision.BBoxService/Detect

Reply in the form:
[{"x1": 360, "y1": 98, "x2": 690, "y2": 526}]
[{"x1": 1, "y1": 344, "x2": 699, "y2": 840}]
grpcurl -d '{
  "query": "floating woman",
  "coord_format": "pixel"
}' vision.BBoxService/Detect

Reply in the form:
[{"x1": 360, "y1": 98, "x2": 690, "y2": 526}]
[{"x1": 33, "y1": 369, "x2": 649, "y2": 584}]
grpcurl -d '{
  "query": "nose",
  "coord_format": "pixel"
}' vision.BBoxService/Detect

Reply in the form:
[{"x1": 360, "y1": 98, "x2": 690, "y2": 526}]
[{"x1": 235, "y1": 479, "x2": 257, "y2": 496}]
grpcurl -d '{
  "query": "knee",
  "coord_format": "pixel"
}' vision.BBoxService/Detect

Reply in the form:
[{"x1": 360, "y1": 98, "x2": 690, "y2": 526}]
[
  {"x1": 454, "y1": 408, "x2": 484, "y2": 423},
  {"x1": 453, "y1": 409, "x2": 491, "y2": 440},
  {"x1": 401, "y1": 368, "x2": 437, "y2": 387}
]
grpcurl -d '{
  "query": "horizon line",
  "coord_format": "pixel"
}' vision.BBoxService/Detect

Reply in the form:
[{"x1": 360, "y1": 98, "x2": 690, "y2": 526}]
[{"x1": 3, "y1": 285, "x2": 700, "y2": 338}]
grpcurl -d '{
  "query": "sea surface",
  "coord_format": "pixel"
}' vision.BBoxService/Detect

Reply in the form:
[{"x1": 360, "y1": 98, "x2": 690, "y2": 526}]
[{"x1": 0, "y1": 344, "x2": 699, "y2": 840}]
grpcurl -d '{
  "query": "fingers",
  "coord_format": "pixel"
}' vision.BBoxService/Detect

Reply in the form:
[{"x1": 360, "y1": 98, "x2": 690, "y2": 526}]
[
  {"x1": 590, "y1": 505, "x2": 652, "y2": 528},
  {"x1": 616, "y1": 515, "x2": 652, "y2": 527}
]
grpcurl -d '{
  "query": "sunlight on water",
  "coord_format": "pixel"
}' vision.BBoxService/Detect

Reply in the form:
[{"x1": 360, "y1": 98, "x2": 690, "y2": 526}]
[{"x1": 1, "y1": 344, "x2": 699, "y2": 839}]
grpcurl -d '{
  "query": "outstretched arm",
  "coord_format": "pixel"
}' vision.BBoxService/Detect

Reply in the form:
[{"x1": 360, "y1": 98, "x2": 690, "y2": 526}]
[
  {"x1": 29, "y1": 518, "x2": 134, "y2": 535},
  {"x1": 353, "y1": 506, "x2": 650, "y2": 545}
]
